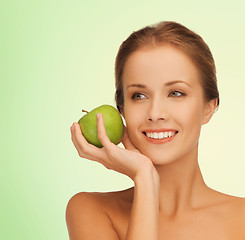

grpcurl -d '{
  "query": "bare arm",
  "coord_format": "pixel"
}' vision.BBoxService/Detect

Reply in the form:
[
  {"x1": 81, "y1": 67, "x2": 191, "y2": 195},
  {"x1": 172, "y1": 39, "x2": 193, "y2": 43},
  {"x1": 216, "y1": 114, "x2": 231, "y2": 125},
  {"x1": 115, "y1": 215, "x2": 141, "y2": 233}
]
[
  {"x1": 67, "y1": 113, "x2": 160, "y2": 239},
  {"x1": 126, "y1": 164, "x2": 160, "y2": 240}
]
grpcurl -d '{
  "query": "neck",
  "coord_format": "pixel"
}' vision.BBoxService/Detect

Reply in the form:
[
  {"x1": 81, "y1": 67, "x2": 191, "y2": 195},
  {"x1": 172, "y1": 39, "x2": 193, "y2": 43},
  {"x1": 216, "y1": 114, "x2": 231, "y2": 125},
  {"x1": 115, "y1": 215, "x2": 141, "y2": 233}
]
[{"x1": 155, "y1": 146, "x2": 209, "y2": 218}]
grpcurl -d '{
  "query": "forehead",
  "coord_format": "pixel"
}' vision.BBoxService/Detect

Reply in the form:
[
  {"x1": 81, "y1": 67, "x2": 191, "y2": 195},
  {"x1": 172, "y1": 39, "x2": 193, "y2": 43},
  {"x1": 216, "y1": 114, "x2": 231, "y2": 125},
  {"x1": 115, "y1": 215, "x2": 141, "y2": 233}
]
[{"x1": 122, "y1": 45, "x2": 201, "y2": 88}]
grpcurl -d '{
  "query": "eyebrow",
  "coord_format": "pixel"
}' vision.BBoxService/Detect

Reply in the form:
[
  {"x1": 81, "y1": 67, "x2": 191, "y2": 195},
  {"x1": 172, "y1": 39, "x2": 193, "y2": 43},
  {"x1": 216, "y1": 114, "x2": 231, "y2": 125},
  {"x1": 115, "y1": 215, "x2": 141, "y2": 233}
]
[{"x1": 127, "y1": 80, "x2": 191, "y2": 89}]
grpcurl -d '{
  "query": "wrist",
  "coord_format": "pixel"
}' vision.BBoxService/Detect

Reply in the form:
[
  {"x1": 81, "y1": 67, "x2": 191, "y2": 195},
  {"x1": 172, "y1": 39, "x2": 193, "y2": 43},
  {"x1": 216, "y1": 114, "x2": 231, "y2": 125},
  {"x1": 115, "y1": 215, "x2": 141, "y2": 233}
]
[{"x1": 134, "y1": 161, "x2": 160, "y2": 190}]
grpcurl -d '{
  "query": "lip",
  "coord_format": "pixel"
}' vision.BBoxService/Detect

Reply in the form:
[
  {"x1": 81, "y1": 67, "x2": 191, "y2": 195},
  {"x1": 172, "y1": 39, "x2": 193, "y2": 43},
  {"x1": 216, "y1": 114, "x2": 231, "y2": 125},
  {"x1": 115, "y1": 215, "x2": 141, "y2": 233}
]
[
  {"x1": 143, "y1": 128, "x2": 178, "y2": 133},
  {"x1": 142, "y1": 129, "x2": 178, "y2": 144}
]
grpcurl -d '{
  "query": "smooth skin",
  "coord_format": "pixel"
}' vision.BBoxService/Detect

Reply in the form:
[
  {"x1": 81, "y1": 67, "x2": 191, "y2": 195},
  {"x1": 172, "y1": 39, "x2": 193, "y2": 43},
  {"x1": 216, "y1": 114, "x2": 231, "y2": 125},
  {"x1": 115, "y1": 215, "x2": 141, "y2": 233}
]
[{"x1": 66, "y1": 44, "x2": 245, "y2": 239}]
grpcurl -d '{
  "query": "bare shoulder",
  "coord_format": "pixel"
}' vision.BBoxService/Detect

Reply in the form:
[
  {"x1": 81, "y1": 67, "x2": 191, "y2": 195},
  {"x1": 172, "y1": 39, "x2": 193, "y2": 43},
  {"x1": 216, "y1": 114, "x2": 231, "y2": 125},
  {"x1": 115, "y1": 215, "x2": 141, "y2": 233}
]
[
  {"x1": 221, "y1": 194, "x2": 245, "y2": 218},
  {"x1": 228, "y1": 195, "x2": 245, "y2": 238},
  {"x1": 212, "y1": 190, "x2": 245, "y2": 216},
  {"x1": 65, "y1": 188, "x2": 133, "y2": 240},
  {"x1": 213, "y1": 192, "x2": 245, "y2": 238},
  {"x1": 231, "y1": 196, "x2": 245, "y2": 223}
]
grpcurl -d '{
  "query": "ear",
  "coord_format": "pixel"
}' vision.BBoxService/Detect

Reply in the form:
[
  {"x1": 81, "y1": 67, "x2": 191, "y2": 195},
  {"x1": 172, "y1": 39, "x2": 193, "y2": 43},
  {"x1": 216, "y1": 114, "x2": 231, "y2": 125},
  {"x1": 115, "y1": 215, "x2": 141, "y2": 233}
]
[
  {"x1": 118, "y1": 106, "x2": 127, "y2": 127},
  {"x1": 120, "y1": 107, "x2": 125, "y2": 119},
  {"x1": 117, "y1": 105, "x2": 125, "y2": 118},
  {"x1": 202, "y1": 98, "x2": 218, "y2": 125}
]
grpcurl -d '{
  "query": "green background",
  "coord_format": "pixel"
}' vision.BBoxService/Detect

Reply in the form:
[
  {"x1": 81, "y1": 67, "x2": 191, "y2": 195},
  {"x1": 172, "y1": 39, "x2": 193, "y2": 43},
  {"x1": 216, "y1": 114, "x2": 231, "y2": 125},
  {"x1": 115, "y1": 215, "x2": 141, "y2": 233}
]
[{"x1": 1, "y1": 0, "x2": 244, "y2": 239}]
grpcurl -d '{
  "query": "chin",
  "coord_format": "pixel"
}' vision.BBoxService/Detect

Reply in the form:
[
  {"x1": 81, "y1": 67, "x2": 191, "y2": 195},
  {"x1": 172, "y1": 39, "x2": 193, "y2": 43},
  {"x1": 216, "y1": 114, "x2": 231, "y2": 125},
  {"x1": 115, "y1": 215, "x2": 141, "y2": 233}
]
[
  {"x1": 151, "y1": 157, "x2": 176, "y2": 166},
  {"x1": 139, "y1": 149, "x2": 177, "y2": 166}
]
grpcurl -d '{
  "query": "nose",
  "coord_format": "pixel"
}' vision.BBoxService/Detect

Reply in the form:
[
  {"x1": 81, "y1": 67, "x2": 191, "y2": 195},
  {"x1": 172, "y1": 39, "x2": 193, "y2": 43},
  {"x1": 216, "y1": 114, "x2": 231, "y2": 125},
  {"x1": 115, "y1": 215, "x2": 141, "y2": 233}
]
[{"x1": 147, "y1": 98, "x2": 168, "y2": 122}]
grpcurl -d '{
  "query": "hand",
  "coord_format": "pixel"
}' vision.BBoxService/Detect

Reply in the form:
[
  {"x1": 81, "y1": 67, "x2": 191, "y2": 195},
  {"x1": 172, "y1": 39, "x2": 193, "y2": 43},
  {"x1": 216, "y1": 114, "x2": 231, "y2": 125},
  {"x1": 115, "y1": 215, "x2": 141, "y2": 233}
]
[{"x1": 70, "y1": 113, "x2": 155, "y2": 180}]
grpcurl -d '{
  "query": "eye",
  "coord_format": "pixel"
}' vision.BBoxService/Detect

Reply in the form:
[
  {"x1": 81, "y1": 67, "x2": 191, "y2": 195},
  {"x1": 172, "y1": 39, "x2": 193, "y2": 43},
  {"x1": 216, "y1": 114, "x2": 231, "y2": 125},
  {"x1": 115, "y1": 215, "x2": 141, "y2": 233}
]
[
  {"x1": 168, "y1": 90, "x2": 186, "y2": 97},
  {"x1": 131, "y1": 92, "x2": 147, "y2": 100}
]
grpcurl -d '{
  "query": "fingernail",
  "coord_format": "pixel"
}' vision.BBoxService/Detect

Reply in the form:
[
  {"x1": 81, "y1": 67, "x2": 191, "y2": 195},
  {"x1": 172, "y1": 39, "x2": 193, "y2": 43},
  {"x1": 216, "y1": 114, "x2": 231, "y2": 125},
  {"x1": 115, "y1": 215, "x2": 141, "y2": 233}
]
[{"x1": 97, "y1": 113, "x2": 100, "y2": 119}]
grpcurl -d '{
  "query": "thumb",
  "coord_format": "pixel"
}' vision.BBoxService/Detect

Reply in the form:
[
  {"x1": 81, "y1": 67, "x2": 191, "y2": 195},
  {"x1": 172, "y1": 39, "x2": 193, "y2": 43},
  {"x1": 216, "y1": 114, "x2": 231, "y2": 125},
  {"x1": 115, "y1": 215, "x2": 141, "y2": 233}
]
[{"x1": 96, "y1": 112, "x2": 112, "y2": 148}]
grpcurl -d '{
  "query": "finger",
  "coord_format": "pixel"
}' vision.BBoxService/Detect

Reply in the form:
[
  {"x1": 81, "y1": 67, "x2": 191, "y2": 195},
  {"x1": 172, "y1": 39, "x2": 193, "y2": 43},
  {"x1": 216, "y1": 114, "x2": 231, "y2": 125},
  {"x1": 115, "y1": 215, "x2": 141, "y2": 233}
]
[
  {"x1": 71, "y1": 123, "x2": 117, "y2": 170},
  {"x1": 70, "y1": 122, "x2": 89, "y2": 149},
  {"x1": 96, "y1": 113, "x2": 113, "y2": 149},
  {"x1": 71, "y1": 122, "x2": 121, "y2": 170},
  {"x1": 71, "y1": 122, "x2": 106, "y2": 162}
]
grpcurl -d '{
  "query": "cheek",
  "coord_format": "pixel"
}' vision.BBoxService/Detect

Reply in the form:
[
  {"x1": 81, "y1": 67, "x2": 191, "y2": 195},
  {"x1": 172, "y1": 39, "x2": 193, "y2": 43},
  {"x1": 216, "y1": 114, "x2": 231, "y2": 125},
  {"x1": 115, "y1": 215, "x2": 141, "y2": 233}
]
[
  {"x1": 124, "y1": 102, "x2": 144, "y2": 125},
  {"x1": 177, "y1": 102, "x2": 204, "y2": 146},
  {"x1": 124, "y1": 105, "x2": 144, "y2": 142},
  {"x1": 178, "y1": 99, "x2": 204, "y2": 124},
  {"x1": 124, "y1": 106, "x2": 137, "y2": 134},
  {"x1": 125, "y1": 118, "x2": 142, "y2": 148}
]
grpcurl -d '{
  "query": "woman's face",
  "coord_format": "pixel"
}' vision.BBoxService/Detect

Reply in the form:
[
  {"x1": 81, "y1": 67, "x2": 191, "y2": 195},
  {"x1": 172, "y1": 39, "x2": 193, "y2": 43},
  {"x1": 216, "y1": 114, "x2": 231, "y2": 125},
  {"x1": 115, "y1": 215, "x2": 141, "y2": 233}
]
[{"x1": 121, "y1": 44, "x2": 216, "y2": 165}]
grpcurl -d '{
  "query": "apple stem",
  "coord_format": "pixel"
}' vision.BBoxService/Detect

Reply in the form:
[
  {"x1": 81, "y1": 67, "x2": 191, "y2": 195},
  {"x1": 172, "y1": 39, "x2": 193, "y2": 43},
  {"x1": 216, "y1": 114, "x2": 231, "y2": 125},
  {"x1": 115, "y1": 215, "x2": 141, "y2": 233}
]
[{"x1": 82, "y1": 109, "x2": 89, "y2": 114}]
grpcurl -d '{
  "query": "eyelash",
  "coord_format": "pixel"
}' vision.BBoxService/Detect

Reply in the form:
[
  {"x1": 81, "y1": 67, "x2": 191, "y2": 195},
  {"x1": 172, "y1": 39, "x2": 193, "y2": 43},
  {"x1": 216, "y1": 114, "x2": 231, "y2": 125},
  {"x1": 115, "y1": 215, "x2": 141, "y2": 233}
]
[
  {"x1": 131, "y1": 92, "x2": 147, "y2": 100},
  {"x1": 131, "y1": 90, "x2": 186, "y2": 100},
  {"x1": 168, "y1": 90, "x2": 186, "y2": 97}
]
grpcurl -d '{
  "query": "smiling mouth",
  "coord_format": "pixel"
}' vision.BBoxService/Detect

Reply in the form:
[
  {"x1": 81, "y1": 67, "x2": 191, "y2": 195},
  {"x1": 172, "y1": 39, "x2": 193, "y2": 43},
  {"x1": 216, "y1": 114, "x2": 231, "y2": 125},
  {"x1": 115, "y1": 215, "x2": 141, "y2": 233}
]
[{"x1": 142, "y1": 131, "x2": 178, "y2": 140}]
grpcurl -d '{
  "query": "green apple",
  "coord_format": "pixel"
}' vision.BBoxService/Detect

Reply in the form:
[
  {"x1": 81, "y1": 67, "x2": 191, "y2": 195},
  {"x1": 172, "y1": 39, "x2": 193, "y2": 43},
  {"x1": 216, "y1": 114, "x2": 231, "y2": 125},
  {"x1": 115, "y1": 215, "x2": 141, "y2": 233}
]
[{"x1": 78, "y1": 105, "x2": 124, "y2": 148}]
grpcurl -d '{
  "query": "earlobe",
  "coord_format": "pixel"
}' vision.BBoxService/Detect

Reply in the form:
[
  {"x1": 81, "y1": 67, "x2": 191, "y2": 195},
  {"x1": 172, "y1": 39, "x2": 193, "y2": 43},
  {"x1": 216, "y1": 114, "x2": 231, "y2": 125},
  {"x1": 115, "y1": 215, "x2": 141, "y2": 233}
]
[
  {"x1": 121, "y1": 111, "x2": 125, "y2": 121},
  {"x1": 119, "y1": 106, "x2": 125, "y2": 118},
  {"x1": 117, "y1": 105, "x2": 125, "y2": 117},
  {"x1": 119, "y1": 107, "x2": 127, "y2": 127},
  {"x1": 202, "y1": 98, "x2": 218, "y2": 125}
]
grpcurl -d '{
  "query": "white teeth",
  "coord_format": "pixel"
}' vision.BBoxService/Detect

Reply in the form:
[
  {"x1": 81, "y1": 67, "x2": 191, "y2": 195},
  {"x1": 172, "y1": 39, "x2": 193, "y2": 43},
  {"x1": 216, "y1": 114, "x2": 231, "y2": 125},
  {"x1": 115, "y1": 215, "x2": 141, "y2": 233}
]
[
  {"x1": 153, "y1": 132, "x2": 158, "y2": 139},
  {"x1": 164, "y1": 132, "x2": 168, "y2": 138},
  {"x1": 146, "y1": 131, "x2": 177, "y2": 139},
  {"x1": 159, "y1": 132, "x2": 164, "y2": 139}
]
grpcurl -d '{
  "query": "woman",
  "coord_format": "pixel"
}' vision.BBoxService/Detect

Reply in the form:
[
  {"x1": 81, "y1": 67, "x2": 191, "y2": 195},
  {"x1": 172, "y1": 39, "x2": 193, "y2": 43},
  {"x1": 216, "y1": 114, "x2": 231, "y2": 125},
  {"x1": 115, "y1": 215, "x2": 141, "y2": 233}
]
[{"x1": 66, "y1": 21, "x2": 245, "y2": 239}]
